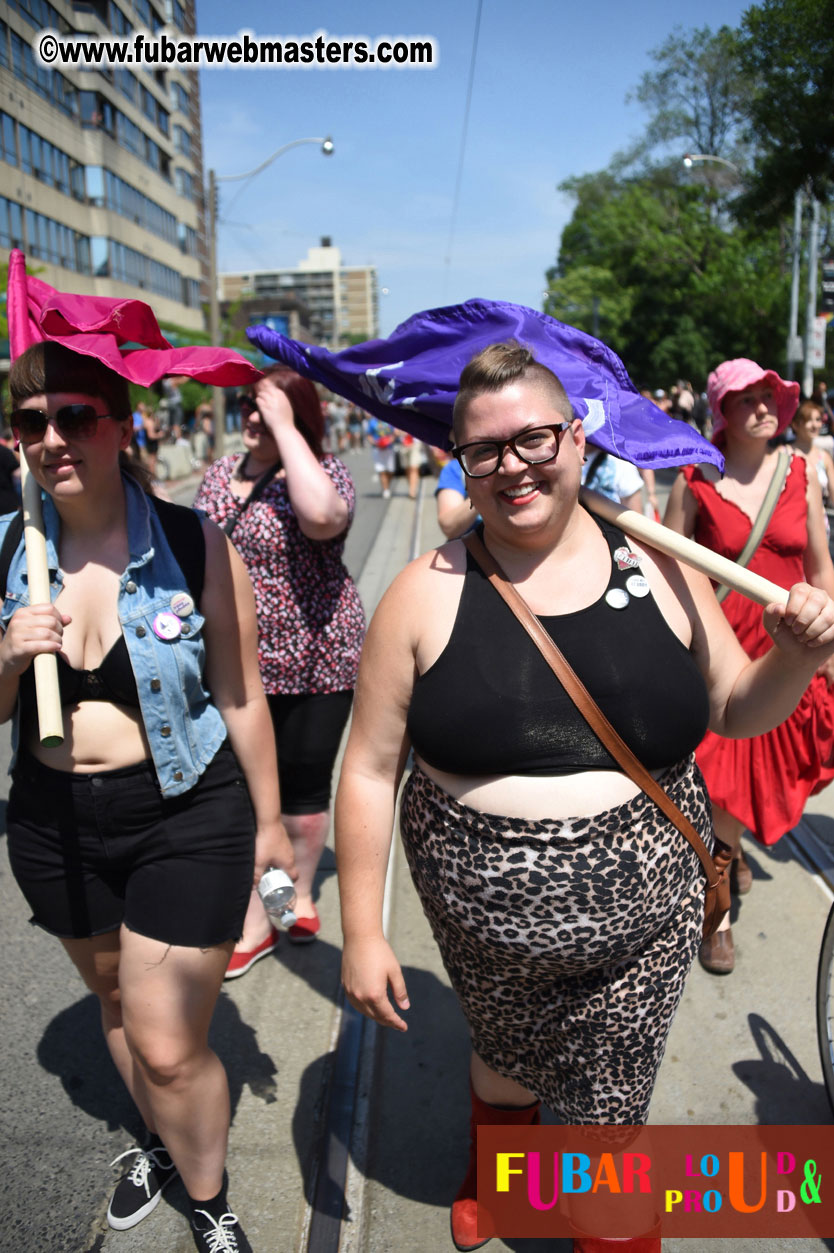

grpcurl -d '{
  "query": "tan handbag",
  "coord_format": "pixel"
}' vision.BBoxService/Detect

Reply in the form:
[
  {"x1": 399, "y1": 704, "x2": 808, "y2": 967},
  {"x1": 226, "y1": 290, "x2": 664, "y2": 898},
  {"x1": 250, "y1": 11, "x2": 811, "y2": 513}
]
[{"x1": 463, "y1": 531, "x2": 732, "y2": 939}]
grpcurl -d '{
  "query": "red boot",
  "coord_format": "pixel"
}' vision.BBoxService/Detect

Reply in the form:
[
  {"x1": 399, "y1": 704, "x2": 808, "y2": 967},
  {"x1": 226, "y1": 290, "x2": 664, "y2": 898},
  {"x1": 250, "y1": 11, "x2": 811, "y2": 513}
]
[
  {"x1": 571, "y1": 1222, "x2": 661, "y2": 1252},
  {"x1": 451, "y1": 1084, "x2": 540, "y2": 1252}
]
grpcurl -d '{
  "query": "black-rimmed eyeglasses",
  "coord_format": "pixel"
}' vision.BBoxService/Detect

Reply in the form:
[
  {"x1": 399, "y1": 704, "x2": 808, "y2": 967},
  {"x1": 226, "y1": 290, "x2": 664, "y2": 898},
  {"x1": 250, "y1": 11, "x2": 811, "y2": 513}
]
[{"x1": 451, "y1": 423, "x2": 570, "y2": 478}]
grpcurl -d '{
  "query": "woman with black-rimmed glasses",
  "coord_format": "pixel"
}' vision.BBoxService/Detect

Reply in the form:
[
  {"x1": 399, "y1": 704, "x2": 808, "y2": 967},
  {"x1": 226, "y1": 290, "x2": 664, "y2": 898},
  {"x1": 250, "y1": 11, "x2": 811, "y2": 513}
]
[{"x1": 335, "y1": 340, "x2": 834, "y2": 1253}]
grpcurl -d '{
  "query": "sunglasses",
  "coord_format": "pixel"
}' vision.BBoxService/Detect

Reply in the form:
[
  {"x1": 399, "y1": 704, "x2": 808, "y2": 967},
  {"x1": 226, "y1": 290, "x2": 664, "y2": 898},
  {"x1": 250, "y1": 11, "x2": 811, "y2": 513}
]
[
  {"x1": 239, "y1": 397, "x2": 260, "y2": 418},
  {"x1": 10, "y1": 405, "x2": 118, "y2": 446}
]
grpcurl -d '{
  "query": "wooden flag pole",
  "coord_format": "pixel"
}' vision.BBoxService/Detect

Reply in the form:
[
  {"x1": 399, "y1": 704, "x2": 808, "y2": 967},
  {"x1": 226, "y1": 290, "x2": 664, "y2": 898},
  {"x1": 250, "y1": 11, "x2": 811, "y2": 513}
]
[
  {"x1": 19, "y1": 458, "x2": 63, "y2": 746},
  {"x1": 579, "y1": 486, "x2": 790, "y2": 609},
  {"x1": 7, "y1": 249, "x2": 63, "y2": 747}
]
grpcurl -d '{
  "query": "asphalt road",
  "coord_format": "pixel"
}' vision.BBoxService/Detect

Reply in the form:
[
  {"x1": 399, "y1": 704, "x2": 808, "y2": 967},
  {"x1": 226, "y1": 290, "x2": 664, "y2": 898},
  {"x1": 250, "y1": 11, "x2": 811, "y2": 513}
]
[
  {"x1": 0, "y1": 447, "x2": 392, "y2": 1253},
  {"x1": 3, "y1": 455, "x2": 834, "y2": 1253}
]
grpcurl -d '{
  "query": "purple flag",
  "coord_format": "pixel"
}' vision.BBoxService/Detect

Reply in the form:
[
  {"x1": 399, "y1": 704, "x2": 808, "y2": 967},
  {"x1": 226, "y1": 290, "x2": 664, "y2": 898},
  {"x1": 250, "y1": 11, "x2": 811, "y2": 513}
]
[{"x1": 247, "y1": 298, "x2": 722, "y2": 471}]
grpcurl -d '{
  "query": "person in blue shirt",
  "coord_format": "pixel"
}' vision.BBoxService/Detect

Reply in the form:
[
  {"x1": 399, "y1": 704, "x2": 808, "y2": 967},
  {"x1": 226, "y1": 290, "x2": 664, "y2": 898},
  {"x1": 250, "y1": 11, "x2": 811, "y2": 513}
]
[
  {"x1": 2, "y1": 342, "x2": 294, "y2": 1253},
  {"x1": 132, "y1": 402, "x2": 148, "y2": 450},
  {"x1": 435, "y1": 455, "x2": 478, "y2": 538}
]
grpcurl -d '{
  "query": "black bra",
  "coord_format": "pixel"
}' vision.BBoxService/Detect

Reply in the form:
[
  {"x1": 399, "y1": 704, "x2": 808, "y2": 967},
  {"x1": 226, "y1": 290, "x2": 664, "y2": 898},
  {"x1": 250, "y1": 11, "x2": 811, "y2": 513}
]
[
  {"x1": 19, "y1": 634, "x2": 140, "y2": 709},
  {"x1": 406, "y1": 516, "x2": 710, "y2": 776}
]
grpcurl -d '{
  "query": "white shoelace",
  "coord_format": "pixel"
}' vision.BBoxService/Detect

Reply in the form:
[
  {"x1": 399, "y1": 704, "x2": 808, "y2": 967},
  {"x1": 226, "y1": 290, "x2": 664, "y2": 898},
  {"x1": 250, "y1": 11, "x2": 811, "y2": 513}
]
[
  {"x1": 109, "y1": 1145, "x2": 173, "y2": 1198},
  {"x1": 192, "y1": 1210, "x2": 242, "y2": 1252}
]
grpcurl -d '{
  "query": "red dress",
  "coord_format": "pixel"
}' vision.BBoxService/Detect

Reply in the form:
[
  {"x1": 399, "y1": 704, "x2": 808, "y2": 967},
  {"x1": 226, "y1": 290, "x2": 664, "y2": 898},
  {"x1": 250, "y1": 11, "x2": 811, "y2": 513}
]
[{"x1": 684, "y1": 457, "x2": 834, "y2": 844}]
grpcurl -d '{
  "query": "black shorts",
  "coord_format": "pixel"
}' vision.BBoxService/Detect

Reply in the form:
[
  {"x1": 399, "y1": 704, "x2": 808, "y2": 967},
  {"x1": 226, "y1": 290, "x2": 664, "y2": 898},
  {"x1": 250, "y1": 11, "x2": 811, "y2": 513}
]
[
  {"x1": 6, "y1": 741, "x2": 255, "y2": 947},
  {"x1": 267, "y1": 690, "x2": 353, "y2": 814}
]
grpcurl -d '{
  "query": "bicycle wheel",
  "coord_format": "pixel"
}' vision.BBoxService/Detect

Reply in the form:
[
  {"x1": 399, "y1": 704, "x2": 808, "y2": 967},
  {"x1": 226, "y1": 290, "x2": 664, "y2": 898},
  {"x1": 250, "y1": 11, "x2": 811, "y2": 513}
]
[{"x1": 816, "y1": 901, "x2": 834, "y2": 1118}]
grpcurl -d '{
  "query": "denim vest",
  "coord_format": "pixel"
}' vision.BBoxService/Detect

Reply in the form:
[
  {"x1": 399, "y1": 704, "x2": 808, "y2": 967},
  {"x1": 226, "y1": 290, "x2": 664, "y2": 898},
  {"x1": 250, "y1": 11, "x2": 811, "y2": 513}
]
[{"x1": 0, "y1": 474, "x2": 227, "y2": 797}]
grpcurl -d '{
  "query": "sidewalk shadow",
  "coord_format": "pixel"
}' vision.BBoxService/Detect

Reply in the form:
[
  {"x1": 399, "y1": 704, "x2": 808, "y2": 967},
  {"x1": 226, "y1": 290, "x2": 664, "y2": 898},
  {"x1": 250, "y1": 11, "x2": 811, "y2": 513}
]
[
  {"x1": 731, "y1": 1013, "x2": 832, "y2": 1123},
  {"x1": 267, "y1": 932, "x2": 343, "y2": 1010},
  {"x1": 798, "y1": 811, "x2": 834, "y2": 842},
  {"x1": 292, "y1": 962, "x2": 571, "y2": 1250},
  {"x1": 37, "y1": 995, "x2": 136, "y2": 1138},
  {"x1": 738, "y1": 836, "x2": 774, "y2": 886},
  {"x1": 36, "y1": 990, "x2": 283, "y2": 1236},
  {"x1": 313, "y1": 845, "x2": 338, "y2": 899},
  {"x1": 37, "y1": 988, "x2": 281, "y2": 1134}
]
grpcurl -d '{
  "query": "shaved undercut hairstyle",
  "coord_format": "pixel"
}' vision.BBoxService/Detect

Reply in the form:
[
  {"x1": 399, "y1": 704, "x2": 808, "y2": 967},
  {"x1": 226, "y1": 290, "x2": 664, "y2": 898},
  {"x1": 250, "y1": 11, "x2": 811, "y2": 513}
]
[{"x1": 452, "y1": 340, "x2": 574, "y2": 440}]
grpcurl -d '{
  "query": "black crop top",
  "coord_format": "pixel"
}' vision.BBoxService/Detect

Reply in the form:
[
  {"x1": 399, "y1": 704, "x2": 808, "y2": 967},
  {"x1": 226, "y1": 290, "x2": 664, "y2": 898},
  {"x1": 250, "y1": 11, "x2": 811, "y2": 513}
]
[
  {"x1": 19, "y1": 633, "x2": 140, "y2": 710},
  {"x1": 406, "y1": 517, "x2": 710, "y2": 775}
]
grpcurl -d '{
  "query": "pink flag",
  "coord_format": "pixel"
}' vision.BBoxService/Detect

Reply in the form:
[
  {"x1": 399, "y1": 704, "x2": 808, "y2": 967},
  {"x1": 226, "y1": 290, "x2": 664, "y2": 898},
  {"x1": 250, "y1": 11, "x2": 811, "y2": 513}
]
[
  {"x1": 7, "y1": 249, "x2": 42, "y2": 359},
  {"x1": 6, "y1": 249, "x2": 261, "y2": 385}
]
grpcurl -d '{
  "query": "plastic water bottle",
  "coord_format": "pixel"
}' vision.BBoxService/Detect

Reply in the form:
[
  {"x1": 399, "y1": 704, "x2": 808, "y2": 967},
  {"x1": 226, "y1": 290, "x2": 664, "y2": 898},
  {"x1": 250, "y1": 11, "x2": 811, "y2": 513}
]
[{"x1": 257, "y1": 868, "x2": 297, "y2": 928}]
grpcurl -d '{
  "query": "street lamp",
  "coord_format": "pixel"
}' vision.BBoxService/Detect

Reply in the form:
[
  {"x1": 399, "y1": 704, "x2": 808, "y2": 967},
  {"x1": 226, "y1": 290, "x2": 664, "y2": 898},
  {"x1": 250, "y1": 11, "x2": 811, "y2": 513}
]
[
  {"x1": 207, "y1": 136, "x2": 334, "y2": 454},
  {"x1": 681, "y1": 152, "x2": 742, "y2": 198},
  {"x1": 682, "y1": 152, "x2": 740, "y2": 174}
]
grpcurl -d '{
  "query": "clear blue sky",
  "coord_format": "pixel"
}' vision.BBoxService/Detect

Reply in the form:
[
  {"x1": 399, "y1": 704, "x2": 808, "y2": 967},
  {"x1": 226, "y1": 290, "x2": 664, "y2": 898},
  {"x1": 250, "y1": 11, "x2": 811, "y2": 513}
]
[{"x1": 198, "y1": 0, "x2": 751, "y2": 337}]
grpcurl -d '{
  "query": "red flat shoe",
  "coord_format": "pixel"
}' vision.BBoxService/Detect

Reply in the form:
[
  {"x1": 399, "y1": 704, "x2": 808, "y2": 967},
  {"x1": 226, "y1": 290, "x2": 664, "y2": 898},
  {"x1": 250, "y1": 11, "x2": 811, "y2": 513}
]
[
  {"x1": 288, "y1": 911, "x2": 321, "y2": 945},
  {"x1": 224, "y1": 928, "x2": 279, "y2": 979}
]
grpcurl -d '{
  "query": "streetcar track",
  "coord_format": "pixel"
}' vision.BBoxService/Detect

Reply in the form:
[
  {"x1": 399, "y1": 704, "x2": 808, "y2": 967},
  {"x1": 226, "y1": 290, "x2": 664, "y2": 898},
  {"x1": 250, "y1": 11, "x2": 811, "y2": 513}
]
[
  {"x1": 785, "y1": 824, "x2": 834, "y2": 901},
  {"x1": 305, "y1": 478, "x2": 426, "y2": 1253}
]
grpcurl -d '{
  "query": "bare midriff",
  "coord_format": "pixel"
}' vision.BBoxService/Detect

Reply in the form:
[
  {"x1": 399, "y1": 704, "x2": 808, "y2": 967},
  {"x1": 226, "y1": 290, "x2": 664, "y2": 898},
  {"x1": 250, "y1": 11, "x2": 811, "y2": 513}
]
[
  {"x1": 25, "y1": 701, "x2": 151, "y2": 773},
  {"x1": 414, "y1": 755, "x2": 661, "y2": 822}
]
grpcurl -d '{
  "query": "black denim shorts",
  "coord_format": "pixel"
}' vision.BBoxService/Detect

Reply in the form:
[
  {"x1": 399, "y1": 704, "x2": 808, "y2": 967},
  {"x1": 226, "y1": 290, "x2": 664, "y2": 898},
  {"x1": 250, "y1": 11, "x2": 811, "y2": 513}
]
[{"x1": 7, "y1": 741, "x2": 255, "y2": 947}]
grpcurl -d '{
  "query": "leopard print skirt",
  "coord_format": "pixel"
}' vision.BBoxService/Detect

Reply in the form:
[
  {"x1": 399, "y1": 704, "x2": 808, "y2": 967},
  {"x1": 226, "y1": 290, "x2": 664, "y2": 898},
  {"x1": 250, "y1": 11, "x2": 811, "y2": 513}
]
[{"x1": 399, "y1": 756, "x2": 712, "y2": 1124}]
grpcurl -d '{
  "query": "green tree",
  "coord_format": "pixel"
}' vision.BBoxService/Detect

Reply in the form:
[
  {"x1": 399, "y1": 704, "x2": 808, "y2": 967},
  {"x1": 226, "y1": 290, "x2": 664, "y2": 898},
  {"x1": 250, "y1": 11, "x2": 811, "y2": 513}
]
[
  {"x1": 544, "y1": 23, "x2": 797, "y2": 386},
  {"x1": 624, "y1": 25, "x2": 750, "y2": 172},
  {"x1": 179, "y1": 380, "x2": 211, "y2": 418},
  {"x1": 735, "y1": 0, "x2": 834, "y2": 225},
  {"x1": 546, "y1": 168, "x2": 789, "y2": 385}
]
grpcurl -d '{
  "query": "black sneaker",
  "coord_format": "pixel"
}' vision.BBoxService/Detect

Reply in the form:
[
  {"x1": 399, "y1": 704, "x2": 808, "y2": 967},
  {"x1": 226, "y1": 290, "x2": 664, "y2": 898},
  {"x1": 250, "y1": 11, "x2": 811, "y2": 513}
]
[
  {"x1": 191, "y1": 1208, "x2": 252, "y2": 1253},
  {"x1": 107, "y1": 1143, "x2": 179, "y2": 1230}
]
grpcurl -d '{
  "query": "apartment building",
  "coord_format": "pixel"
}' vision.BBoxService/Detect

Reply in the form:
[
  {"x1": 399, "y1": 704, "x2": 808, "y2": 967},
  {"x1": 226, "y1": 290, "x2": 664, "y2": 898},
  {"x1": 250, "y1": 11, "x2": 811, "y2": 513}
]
[
  {"x1": 0, "y1": 0, "x2": 206, "y2": 330},
  {"x1": 220, "y1": 238, "x2": 379, "y2": 347}
]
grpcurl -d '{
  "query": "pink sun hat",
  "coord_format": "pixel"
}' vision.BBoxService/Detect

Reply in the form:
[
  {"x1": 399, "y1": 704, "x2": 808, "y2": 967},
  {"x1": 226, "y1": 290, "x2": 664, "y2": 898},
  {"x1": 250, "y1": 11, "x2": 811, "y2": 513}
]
[{"x1": 707, "y1": 358, "x2": 800, "y2": 443}]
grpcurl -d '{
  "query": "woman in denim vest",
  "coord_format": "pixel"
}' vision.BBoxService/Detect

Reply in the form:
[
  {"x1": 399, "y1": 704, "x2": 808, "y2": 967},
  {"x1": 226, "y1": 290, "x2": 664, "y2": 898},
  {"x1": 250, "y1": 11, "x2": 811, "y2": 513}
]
[{"x1": 1, "y1": 342, "x2": 294, "y2": 1253}]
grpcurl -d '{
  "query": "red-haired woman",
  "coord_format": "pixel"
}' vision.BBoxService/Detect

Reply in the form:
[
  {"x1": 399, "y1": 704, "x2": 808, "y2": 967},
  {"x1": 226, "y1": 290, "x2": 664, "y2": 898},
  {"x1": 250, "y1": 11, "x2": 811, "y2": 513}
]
[{"x1": 195, "y1": 368, "x2": 366, "y2": 973}]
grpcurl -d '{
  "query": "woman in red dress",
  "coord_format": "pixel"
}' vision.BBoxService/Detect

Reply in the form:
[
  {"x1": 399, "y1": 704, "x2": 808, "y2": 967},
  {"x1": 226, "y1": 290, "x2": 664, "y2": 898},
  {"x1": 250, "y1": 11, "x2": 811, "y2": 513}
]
[{"x1": 665, "y1": 358, "x2": 834, "y2": 974}]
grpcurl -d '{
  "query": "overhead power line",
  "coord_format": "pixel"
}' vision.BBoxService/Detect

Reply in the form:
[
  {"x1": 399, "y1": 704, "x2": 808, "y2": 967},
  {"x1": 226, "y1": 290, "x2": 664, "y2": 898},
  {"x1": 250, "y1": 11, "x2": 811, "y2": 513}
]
[{"x1": 442, "y1": 0, "x2": 483, "y2": 302}]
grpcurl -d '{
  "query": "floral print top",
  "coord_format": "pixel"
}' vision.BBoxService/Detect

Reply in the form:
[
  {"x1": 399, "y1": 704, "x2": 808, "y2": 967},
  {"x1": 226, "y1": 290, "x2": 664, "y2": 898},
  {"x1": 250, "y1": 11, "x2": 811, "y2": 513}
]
[{"x1": 194, "y1": 454, "x2": 366, "y2": 694}]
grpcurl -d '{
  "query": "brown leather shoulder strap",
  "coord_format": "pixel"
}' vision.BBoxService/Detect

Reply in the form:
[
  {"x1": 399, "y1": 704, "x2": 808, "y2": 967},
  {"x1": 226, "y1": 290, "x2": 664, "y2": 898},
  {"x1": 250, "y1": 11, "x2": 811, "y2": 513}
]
[{"x1": 463, "y1": 530, "x2": 720, "y2": 888}]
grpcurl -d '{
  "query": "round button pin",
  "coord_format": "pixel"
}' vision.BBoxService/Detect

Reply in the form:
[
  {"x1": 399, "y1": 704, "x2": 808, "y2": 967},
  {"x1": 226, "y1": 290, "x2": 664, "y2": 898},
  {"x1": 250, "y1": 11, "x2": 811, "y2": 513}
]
[
  {"x1": 626, "y1": 574, "x2": 650, "y2": 598},
  {"x1": 605, "y1": 588, "x2": 630, "y2": 610},
  {"x1": 170, "y1": 591, "x2": 194, "y2": 618},
  {"x1": 152, "y1": 612, "x2": 182, "y2": 641}
]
